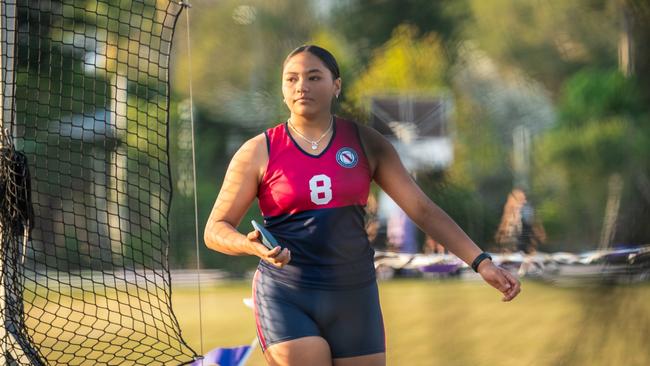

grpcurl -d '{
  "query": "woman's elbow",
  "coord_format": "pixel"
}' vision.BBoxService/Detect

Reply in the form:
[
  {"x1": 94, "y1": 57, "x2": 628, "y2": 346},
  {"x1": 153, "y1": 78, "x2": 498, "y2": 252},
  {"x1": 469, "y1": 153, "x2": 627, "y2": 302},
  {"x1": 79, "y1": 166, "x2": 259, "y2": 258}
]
[{"x1": 203, "y1": 220, "x2": 220, "y2": 251}]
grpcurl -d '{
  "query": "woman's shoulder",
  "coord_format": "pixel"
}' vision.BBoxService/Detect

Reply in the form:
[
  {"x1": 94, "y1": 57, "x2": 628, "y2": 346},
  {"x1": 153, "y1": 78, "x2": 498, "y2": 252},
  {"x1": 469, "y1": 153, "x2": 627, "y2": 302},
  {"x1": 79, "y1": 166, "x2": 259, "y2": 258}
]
[
  {"x1": 336, "y1": 116, "x2": 363, "y2": 130},
  {"x1": 247, "y1": 132, "x2": 268, "y2": 147},
  {"x1": 264, "y1": 121, "x2": 286, "y2": 134},
  {"x1": 232, "y1": 132, "x2": 267, "y2": 163},
  {"x1": 349, "y1": 120, "x2": 391, "y2": 155},
  {"x1": 226, "y1": 132, "x2": 269, "y2": 182},
  {"x1": 336, "y1": 118, "x2": 393, "y2": 175},
  {"x1": 336, "y1": 117, "x2": 377, "y2": 140}
]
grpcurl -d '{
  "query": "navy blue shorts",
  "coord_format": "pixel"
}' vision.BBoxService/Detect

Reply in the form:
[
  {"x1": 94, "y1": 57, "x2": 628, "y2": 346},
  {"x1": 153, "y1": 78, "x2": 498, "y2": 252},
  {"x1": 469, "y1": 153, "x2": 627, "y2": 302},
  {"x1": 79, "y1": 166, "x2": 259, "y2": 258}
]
[{"x1": 252, "y1": 270, "x2": 386, "y2": 358}]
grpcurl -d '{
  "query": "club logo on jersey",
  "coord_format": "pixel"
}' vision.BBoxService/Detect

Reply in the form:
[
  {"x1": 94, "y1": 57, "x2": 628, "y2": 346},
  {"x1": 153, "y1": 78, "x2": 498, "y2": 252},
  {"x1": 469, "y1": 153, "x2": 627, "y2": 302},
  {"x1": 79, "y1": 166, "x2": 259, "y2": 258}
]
[{"x1": 336, "y1": 147, "x2": 358, "y2": 168}]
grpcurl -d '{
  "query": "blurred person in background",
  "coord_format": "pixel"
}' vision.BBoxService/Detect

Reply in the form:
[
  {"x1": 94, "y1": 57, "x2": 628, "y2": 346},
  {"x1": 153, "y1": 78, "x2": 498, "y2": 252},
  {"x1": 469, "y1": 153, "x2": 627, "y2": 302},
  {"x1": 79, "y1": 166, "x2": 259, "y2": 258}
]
[
  {"x1": 204, "y1": 45, "x2": 520, "y2": 366},
  {"x1": 517, "y1": 197, "x2": 546, "y2": 254},
  {"x1": 424, "y1": 234, "x2": 447, "y2": 255},
  {"x1": 386, "y1": 205, "x2": 418, "y2": 254},
  {"x1": 495, "y1": 189, "x2": 546, "y2": 254}
]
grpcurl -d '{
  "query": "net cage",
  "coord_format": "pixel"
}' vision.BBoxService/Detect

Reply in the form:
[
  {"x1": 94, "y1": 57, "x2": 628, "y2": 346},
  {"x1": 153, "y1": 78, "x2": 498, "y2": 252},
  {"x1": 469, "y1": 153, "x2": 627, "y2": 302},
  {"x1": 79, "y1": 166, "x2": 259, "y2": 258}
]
[{"x1": 1, "y1": 0, "x2": 198, "y2": 364}]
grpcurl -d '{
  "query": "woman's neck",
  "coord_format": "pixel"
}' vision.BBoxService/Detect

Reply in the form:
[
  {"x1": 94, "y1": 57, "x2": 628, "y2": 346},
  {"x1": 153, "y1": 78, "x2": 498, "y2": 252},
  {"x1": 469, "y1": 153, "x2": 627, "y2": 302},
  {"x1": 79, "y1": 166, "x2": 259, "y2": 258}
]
[{"x1": 288, "y1": 113, "x2": 334, "y2": 136}]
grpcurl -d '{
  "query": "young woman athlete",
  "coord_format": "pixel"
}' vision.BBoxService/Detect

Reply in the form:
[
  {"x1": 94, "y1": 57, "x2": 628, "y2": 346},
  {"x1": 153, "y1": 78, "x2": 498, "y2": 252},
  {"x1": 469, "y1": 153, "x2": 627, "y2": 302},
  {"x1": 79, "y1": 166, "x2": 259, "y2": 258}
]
[{"x1": 204, "y1": 45, "x2": 521, "y2": 366}]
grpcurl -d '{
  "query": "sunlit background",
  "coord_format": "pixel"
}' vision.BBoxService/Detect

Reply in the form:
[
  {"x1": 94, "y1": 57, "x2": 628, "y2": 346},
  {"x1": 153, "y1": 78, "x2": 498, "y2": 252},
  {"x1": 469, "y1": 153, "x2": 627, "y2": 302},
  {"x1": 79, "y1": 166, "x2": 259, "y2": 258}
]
[
  {"x1": 170, "y1": 0, "x2": 650, "y2": 267},
  {"x1": 164, "y1": 1, "x2": 650, "y2": 365}
]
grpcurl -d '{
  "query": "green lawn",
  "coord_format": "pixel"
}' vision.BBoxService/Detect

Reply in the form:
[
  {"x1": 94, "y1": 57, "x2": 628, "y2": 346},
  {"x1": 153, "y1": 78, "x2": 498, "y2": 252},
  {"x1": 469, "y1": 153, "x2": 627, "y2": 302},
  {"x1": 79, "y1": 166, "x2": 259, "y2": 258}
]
[{"x1": 173, "y1": 279, "x2": 650, "y2": 366}]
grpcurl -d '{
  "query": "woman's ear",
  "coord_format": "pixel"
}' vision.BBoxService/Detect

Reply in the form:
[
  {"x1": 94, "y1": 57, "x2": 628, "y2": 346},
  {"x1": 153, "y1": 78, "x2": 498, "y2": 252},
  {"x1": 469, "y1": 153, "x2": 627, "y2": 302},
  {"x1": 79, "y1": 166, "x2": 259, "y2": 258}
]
[{"x1": 334, "y1": 78, "x2": 342, "y2": 98}]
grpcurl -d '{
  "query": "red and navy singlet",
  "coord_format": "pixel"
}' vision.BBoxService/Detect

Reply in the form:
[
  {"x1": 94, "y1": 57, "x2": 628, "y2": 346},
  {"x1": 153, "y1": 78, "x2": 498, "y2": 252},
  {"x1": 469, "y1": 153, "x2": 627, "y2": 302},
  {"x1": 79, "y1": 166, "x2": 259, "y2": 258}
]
[{"x1": 257, "y1": 117, "x2": 376, "y2": 289}]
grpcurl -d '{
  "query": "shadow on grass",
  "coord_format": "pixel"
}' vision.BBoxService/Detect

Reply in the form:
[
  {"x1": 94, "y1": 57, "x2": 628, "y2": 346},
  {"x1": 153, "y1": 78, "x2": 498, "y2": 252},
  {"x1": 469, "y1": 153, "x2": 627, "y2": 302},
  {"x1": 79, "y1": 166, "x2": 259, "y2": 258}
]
[{"x1": 553, "y1": 284, "x2": 650, "y2": 366}]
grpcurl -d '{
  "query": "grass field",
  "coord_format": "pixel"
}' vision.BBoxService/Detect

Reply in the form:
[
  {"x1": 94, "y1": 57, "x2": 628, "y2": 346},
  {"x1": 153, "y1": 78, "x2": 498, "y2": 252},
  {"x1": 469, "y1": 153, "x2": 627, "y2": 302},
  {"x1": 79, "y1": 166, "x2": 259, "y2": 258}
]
[{"x1": 172, "y1": 278, "x2": 650, "y2": 366}]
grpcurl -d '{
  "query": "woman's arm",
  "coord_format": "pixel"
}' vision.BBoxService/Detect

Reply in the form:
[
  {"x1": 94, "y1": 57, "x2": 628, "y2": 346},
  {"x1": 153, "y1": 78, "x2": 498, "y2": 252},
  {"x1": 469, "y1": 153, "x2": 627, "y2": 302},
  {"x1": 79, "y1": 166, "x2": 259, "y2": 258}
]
[
  {"x1": 359, "y1": 124, "x2": 520, "y2": 301},
  {"x1": 203, "y1": 134, "x2": 290, "y2": 268}
]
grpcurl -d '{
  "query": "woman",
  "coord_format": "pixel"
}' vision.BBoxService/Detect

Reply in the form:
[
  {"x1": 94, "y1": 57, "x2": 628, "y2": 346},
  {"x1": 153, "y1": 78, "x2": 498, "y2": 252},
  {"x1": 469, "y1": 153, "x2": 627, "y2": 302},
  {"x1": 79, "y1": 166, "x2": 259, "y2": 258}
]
[{"x1": 204, "y1": 45, "x2": 521, "y2": 366}]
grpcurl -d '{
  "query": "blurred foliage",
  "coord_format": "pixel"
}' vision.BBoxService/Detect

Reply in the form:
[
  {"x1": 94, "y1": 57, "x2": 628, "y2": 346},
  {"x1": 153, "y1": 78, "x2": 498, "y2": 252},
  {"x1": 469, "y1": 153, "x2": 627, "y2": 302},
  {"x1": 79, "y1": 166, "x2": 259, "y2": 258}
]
[
  {"x1": 466, "y1": 0, "x2": 620, "y2": 93},
  {"x1": 458, "y1": 0, "x2": 650, "y2": 250},
  {"x1": 452, "y1": 44, "x2": 556, "y2": 143},
  {"x1": 558, "y1": 70, "x2": 645, "y2": 126},
  {"x1": 169, "y1": 0, "x2": 650, "y2": 267},
  {"x1": 535, "y1": 69, "x2": 650, "y2": 247},
  {"x1": 417, "y1": 171, "x2": 496, "y2": 247},
  {"x1": 172, "y1": 0, "x2": 318, "y2": 128},
  {"x1": 20, "y1": 0, "x2": 650, "y2": 269},
  {"x1": 448, "y1": 45, "x2": 556, "y2": 243},
  {"x1": 345, "y1": 25, "x2": 449, "y2": 112},
  {"x1": 331, "y1": 0, "x2": 471, "y2": 63}
]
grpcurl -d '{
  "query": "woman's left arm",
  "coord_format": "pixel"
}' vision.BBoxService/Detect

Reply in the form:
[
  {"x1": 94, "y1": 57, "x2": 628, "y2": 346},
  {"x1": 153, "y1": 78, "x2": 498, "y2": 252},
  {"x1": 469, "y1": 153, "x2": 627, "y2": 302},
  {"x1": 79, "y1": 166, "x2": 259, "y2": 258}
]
[{"x1": 359, "y1": 125, "x2": 521, "y2": 301}]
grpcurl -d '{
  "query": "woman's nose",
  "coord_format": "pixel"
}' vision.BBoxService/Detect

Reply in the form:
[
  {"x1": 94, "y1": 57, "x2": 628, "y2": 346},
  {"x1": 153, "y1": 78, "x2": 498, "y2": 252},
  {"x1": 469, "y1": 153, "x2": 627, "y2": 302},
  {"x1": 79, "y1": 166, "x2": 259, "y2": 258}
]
[{"x1": 295, "y1": 79, "x2": 308, "y2": 93}]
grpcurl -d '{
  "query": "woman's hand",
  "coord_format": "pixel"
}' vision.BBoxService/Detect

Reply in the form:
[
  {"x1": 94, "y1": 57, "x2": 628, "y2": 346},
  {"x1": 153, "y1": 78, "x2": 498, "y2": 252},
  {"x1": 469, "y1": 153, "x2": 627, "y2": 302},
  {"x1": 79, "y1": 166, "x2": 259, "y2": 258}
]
[
  {"x1": 477, "y1": 261, "x2": 521, "y2": 302},
  {"x1": 246, "y1": 230, "x2": 291, "y2": 268}
]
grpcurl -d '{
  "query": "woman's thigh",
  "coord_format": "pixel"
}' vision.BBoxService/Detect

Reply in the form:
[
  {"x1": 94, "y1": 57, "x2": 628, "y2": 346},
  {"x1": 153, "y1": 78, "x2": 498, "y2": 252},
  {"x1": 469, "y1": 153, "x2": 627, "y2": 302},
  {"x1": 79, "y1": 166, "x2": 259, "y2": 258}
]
[
  {"x1": 320, "y1": 282, "x2": 385, "y2": 359},
  {"x1": 253, "y1": 272, "x2": 385, "y2": 362},
  {"x1": 333, "y1": 352, "x2": 386, "y2": 366},
  {"x1": 264, "y1": 336, "x2": 332, "y2": 366}
]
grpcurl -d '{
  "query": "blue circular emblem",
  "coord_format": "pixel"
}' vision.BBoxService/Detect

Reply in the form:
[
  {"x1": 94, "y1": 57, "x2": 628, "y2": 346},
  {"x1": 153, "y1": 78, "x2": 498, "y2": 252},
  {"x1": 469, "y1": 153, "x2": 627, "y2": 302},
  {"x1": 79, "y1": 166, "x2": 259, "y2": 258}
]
[{"x1": 336, "y1": 147, "x2": 358, "y2": 168}]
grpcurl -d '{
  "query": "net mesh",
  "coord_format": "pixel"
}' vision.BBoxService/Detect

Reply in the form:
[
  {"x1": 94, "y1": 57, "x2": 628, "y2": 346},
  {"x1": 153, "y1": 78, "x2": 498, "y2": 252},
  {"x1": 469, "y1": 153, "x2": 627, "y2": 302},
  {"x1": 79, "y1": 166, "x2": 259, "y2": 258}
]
[{"x1": 1, "y1": 0, "x2": 197, "y2": 364}]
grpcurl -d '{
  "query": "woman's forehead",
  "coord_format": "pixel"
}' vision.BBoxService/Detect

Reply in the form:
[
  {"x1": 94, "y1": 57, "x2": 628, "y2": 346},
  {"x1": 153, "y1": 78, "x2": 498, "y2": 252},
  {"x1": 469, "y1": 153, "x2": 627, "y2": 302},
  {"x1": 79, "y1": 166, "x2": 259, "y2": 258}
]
[{"x1": 283, "y1": 52, "x2": 328, "y2": 74}]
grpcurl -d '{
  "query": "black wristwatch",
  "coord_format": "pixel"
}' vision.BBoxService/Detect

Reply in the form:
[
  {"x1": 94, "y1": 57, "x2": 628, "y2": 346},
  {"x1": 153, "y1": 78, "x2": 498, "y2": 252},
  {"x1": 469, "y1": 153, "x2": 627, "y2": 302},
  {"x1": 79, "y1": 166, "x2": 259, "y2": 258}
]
[{"x1": 471, "y1": 252, "x2": 492, "y2": 272}]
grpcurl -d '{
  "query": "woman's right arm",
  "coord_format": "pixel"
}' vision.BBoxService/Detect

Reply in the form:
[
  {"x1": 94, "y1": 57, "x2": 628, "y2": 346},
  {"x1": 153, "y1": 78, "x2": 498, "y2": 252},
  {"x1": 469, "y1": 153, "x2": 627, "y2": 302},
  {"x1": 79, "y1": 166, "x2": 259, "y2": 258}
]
[{"x1": 203, "y1": 134, "x2": 290, "y2": 267}]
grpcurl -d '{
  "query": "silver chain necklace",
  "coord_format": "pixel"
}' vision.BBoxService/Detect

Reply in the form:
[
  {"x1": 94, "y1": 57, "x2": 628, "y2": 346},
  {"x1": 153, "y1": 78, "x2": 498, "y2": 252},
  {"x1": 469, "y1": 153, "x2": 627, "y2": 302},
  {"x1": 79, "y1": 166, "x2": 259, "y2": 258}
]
[{"x1": 288, "y1": 116, "x2": 334, "y2": 150}]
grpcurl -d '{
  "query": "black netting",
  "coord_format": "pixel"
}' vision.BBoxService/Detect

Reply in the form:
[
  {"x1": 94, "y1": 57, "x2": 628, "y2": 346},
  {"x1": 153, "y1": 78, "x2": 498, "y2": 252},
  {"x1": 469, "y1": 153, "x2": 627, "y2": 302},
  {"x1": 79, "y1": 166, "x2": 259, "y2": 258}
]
[{"x1": 1, "y1": 0, "x2": 197, "y2": 364}]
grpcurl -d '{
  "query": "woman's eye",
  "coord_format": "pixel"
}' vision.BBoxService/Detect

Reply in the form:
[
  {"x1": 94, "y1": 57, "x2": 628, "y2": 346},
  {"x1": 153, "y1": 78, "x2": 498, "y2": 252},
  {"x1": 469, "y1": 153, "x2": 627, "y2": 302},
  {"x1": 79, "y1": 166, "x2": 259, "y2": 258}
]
[{"x1": 309, "y1": 76, "x2": 321, "y2": 81}]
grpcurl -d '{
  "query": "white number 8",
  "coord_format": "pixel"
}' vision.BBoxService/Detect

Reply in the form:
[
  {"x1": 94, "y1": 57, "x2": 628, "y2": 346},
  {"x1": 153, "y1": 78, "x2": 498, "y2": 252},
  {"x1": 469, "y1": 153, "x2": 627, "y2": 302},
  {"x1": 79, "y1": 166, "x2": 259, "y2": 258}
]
[{"x1": 309, "y1": 174, "x2": 332, "y2": 205}]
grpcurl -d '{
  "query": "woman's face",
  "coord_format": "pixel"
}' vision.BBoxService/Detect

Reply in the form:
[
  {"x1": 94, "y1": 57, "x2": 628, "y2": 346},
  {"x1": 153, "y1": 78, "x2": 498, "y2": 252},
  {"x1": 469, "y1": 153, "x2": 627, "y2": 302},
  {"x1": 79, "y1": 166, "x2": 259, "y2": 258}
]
[{"x1": 282, "y1": 52, "x2": 341, "y2": 118}]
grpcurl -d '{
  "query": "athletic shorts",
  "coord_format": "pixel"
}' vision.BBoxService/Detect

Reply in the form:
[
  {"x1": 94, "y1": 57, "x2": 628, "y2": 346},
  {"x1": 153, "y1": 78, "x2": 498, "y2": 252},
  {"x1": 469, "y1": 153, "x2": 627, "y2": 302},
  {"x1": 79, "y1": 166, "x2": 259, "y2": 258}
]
[{"x1": 252, "y1": 270, "x2": 386, "y2": 359}]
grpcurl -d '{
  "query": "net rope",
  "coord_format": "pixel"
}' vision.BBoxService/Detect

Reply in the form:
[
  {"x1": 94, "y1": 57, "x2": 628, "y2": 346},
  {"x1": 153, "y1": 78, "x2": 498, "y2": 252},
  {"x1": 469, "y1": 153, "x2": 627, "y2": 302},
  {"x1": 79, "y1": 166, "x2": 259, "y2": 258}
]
[
  {"x1": 1, "y1": 0, "x2": 198, "y2": 364},
  {"x1": 181, "y1": 3, "x2": 205, "y2": 357}
]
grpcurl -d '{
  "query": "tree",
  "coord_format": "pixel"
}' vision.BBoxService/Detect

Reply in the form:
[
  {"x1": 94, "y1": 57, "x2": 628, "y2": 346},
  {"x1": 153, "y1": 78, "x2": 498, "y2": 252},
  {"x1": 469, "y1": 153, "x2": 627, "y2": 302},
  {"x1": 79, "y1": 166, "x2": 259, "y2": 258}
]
[
  {"x1": 345, "y1": 25, "x2": 449, "y2": 111},
  {"x1": 331, "y1": 0, "x2": 471, "y2": 63},
  {"x1": 621, "y1": 0, "x2": 650, "y2": 103},
  {"x1": 536, "y1": 69, "x2": 649, "y2": 247},
  {"x1": 466, "y1": 0, "x2": 650, "y2": 248},
  {"x1": 172, "y1": 0, "x2": 317, "y2": 128},
  {"x1": 467, "y1": 0, "x2": 619, "y2": 94}
]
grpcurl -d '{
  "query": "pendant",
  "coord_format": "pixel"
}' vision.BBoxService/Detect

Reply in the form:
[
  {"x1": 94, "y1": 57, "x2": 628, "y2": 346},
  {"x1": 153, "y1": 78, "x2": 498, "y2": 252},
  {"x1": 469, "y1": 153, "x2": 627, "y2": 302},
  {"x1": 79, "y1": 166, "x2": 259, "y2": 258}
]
[{"x1": 311, "y1": 143, "x2": 318, "y2": 150}]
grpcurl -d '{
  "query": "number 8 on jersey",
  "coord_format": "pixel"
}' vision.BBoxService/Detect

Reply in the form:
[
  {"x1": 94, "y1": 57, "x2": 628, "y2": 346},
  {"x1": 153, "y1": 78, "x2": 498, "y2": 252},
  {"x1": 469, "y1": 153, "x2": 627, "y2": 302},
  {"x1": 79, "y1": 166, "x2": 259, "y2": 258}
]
[{"x1": 309, "y1": 174, "x2": 332, "y2": 205}]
